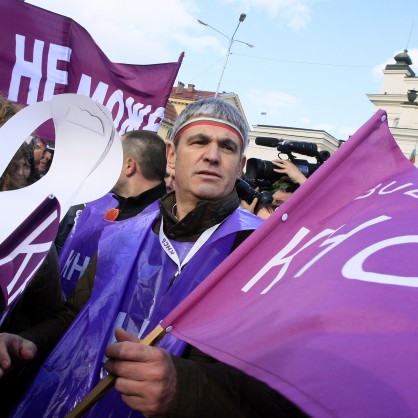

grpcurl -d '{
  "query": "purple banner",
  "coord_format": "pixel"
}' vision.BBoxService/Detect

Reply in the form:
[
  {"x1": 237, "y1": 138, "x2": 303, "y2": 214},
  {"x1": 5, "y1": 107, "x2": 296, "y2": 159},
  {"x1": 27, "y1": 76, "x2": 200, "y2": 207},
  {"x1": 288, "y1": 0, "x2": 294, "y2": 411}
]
[
  {"x1": 0, "y1": 195, "x2": 60, "y2": 315},
  {"x1": 0, "y1": 0, "x2": 183, "y2": 134},
  {"x1": 163, "y1": 110, "x2": 418, "y2": 417}
]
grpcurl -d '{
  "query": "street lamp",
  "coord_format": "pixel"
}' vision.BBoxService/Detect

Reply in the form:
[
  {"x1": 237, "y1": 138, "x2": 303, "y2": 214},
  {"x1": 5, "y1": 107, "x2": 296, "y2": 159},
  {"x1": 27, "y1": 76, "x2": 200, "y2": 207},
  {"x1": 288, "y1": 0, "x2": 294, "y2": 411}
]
[{"x1": 198, "y1": 13, "x2": 253, "y2": 97}]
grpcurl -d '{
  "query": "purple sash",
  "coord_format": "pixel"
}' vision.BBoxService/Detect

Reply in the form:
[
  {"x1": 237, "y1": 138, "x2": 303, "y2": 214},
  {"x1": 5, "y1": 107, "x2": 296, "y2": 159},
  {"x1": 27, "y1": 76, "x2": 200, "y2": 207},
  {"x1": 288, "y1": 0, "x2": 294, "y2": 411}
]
[
  {"x1": 14, "y1": 207, "x2": 262, "y2": 418},
  {"x1": 58, "y1": 193, "x2": 117, "y2": 298}
]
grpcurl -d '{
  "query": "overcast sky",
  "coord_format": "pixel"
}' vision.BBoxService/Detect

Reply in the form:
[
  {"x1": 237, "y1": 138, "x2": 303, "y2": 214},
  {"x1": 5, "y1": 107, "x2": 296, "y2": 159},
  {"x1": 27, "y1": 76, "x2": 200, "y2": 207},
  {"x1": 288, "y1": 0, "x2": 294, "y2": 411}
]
[{"x1": 27, "y1": 0, "x2": 418, "y2": 140}]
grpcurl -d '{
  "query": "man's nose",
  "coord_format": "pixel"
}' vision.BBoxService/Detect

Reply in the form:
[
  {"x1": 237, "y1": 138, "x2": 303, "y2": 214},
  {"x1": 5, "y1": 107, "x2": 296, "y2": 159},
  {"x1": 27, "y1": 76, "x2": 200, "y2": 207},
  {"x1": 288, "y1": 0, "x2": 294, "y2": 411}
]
[{"x1": 203, "y1": 143, "x2": 221, "y2": 163}]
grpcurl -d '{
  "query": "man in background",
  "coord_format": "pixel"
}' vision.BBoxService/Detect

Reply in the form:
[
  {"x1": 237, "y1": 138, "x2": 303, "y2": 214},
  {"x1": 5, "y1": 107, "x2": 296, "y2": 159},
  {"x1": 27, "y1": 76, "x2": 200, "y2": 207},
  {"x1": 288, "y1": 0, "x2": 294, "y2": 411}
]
[{"x1": 58, "y1": 129, "x2": 167, "y2": 297}]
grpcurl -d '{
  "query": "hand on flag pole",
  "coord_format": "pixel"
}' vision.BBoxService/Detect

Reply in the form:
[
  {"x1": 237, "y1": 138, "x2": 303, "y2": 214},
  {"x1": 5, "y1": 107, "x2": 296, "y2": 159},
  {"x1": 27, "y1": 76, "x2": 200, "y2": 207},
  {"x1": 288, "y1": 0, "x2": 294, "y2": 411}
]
[{"x1": 65, "y1": 325, "x2": 166, "y2": 418}]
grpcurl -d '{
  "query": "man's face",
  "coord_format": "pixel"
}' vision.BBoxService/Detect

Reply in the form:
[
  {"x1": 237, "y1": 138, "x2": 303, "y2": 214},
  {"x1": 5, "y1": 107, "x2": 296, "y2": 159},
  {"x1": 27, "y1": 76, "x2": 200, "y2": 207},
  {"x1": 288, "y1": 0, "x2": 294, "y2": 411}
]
[
  {"x1": 33, "y1": 140, "x2": 46, "y2": 168},
  {"x1": 165, "y1": 168, "x2": 175, "y2": 193},
  {"x1": 38, "y1": 150, "x2": 53, "y2": 175},
  {"x1": 272, "y1": 190, "x2": 292, "y2": 205},
  {"x1": 168, "y1": 123, "x2": 245, "y2": 206}
]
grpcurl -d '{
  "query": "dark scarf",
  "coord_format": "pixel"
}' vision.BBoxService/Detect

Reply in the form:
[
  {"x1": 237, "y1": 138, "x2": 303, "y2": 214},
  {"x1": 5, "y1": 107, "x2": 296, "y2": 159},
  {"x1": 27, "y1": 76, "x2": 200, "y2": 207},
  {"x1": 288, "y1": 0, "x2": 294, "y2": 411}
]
[{"x1": 156, "y1": 189, "x2": 240, "y2": 242}]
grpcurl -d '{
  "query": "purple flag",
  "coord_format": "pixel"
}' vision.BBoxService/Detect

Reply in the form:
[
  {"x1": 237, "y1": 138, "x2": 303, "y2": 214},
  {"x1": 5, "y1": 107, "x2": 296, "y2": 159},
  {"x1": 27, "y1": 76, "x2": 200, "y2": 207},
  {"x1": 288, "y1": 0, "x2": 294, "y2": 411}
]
[
  {"x1": 163, "y1": 110, "x2": 418, "y2": 417},
  {"x1": 0, "y1": 195, "x2": 60, "y2": 316},
  {"x1": 0, "y1": 0, "x2": 183, "y2": 134}
]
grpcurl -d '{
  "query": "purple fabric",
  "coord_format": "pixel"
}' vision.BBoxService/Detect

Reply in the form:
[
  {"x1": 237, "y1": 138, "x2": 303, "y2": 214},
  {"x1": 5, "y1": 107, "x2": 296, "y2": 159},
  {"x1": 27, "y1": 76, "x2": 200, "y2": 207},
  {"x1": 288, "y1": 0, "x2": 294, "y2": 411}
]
[
  {"x1": 162, "y1": 110, "x2": 418, "y2": 417},
  {"x1": 59, "y1": 193, "x2": 117, "y2": 298},
  {"x1": 0, "y1": 196, "x2": 60, "y2": 316},
  {"x1": 14, "y1": 207, "x2": 261, "y2": 417},
  {"x1": 0, "y1": 0, "x2": 183, "y2": 135}
]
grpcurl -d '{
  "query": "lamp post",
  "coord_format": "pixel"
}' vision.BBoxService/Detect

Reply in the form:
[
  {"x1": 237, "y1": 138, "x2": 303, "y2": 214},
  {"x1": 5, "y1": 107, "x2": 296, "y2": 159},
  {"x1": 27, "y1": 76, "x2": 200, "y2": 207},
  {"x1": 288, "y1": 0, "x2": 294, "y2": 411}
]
[{"x1": 198, "y1": 13, "x2": 253, "y2": 97}]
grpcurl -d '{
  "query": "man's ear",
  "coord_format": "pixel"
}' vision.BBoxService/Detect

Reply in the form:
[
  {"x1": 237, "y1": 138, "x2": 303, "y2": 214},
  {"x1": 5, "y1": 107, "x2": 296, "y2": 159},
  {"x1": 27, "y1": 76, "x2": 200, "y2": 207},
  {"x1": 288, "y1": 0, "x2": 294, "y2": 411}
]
[
  {"x1": 167, "y1": 142, "x2": 176, "y2": 170},
  {"x1": 237, "y1": 155, "x2": 246, "y2": 178},
  {"x1": 125, "y1": 157, "x2": 136, "y2": 177}
]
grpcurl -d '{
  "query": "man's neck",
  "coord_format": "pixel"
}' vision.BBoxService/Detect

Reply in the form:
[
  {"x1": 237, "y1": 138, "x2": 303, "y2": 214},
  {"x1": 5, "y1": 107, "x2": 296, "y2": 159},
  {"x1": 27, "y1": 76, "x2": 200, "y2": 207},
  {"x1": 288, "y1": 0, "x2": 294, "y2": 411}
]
[
  {"x1": 174, "y1": 201, "x2": 195, "y2": 221},
  {"x1": 157, "y1": 189, "x2": 240, "y2": 242},
  {"x1": 173, "y1": 192, "x2": 201, "y2": 221},
  {"x1": 116, "y1": 178, "x2": 161, "y2": 199}
]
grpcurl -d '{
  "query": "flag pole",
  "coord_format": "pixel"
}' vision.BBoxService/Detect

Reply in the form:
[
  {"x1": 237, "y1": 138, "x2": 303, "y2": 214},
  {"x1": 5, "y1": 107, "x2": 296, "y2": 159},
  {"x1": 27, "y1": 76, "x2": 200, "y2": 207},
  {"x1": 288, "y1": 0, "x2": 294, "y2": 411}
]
[{"x1": 64, "y1": 324, "x2": 166, "y2": 418}]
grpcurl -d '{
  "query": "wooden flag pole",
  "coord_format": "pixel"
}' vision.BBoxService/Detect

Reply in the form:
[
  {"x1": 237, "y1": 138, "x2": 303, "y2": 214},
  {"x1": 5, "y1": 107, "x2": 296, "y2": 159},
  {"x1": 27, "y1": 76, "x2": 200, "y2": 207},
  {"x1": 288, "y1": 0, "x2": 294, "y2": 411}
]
[{"x1": 65, "y1": 324, "x2": 166, "y2": 418}]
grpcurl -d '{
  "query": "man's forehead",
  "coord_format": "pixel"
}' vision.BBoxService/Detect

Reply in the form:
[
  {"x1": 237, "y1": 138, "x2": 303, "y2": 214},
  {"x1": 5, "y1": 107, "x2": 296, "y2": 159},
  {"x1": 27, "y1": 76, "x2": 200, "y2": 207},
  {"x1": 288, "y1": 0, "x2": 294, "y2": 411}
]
[
  {"x1": 185, "y1": 124, "x2": 241, "y2": 142},
  {"x1": 174, "y1": 117, "x2": 244, "y2": 147}
]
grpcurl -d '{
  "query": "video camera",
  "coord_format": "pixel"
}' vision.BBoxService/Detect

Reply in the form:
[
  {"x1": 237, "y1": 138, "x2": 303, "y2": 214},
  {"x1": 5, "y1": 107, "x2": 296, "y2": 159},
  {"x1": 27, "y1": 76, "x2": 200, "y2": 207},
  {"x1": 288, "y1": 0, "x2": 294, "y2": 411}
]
[
  {"x1": 235, "y1": 178, "x2": 273, "y2": 205},
  {"x1": 246, "y1": 137, "x2": 330, "y2": 183},
  {"x1": 237, "y1": 137, "x2": 330, "y2": 204}
]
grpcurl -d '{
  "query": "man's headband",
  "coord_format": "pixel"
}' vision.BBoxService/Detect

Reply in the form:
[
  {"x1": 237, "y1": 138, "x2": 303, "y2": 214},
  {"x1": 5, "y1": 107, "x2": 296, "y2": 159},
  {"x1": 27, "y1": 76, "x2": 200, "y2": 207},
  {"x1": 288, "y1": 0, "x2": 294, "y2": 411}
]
[{"x1": 173, "y1": 117, "x2": 245, "y2": 146}]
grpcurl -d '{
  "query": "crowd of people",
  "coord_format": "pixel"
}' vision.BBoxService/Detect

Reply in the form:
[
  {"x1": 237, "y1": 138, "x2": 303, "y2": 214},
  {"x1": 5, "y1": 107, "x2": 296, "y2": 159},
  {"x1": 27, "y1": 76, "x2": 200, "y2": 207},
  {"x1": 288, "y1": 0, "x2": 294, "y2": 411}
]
[
  {"x1": 0, "y1": 96, "x2": 311, "y2": 417},
  {"x1": 0, "y1": 97, "x2": 55, "y2": 193}
]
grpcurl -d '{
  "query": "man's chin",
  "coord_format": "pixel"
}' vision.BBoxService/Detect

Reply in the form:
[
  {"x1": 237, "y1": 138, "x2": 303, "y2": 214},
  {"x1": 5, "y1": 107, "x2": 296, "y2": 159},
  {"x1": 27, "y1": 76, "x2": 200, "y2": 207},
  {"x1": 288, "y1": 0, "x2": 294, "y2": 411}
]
[{"x1": 193, "y1": 186, "x2": 230, "y2": 202}]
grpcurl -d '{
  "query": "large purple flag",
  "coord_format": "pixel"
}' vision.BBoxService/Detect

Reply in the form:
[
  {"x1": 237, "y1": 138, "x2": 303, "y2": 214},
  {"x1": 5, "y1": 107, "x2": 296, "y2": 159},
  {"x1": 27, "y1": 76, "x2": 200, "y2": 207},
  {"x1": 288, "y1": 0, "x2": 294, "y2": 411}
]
[
  {"x1": 162, "y1": 110, "x2": 418, "y2": 417},
  {"x1": 0, "y1": 0, "x2": 183, "y2": 134}
]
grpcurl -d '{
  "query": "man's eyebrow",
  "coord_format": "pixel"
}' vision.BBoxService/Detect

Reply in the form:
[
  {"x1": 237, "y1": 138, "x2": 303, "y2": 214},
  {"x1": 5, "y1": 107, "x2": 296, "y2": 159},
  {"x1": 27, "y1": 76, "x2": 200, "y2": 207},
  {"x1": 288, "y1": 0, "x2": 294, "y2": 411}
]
[
  {"x1": 219, "y1": 137, "x2": 239, "y2": 150},
  {"x1": 185, "y1": 133, "x2": 240, "y2": 151},
  {"x1": 186, "y1": 133, "x2": 211, "y2": 142}
]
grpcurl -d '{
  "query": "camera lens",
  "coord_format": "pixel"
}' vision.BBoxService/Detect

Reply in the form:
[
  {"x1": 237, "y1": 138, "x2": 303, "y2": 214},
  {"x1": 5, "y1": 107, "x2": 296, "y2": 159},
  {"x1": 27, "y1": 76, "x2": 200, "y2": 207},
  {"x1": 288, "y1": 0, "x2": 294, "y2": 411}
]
[{"x1": 246, "y1": 158, "x2": 281, "y2": 182}]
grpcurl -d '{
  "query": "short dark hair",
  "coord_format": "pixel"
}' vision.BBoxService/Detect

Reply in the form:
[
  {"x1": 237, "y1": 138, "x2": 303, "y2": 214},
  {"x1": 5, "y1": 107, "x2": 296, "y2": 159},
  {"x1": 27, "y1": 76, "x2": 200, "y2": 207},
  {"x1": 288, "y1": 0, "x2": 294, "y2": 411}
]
[{"x1": 122, "y1": 130, "x2": 166, "y2": 181}]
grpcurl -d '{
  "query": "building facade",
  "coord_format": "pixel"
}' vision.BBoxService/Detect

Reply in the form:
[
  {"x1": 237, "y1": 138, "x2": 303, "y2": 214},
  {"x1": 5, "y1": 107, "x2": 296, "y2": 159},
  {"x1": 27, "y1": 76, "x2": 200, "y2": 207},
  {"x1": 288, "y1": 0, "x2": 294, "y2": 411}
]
[
  {"x1": 367, "y1": 50, "x2": 418, "y2": 163},
  {"x1": 158, "y1": 81, "x2": 249, "y2": 142}
]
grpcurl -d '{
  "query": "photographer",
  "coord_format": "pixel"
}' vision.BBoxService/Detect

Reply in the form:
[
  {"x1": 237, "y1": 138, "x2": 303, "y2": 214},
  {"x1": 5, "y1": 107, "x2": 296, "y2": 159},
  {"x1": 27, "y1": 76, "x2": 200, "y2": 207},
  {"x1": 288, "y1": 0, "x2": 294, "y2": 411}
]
[
  {"x1": 271, "y1": 159, "x2": 307, "y2": 205},
  {"x1": 241, "y1": 159, "x2": 307, "y2": 216},
  {"x1": 239, "y1": 138, "x2": 328, "y2": 218},
  {"x1": 240, "y1": 193, "x2": 279, "y2": 220},
  {"x1": 272, "y1": 159, "x2": 307, "y2": 186}
]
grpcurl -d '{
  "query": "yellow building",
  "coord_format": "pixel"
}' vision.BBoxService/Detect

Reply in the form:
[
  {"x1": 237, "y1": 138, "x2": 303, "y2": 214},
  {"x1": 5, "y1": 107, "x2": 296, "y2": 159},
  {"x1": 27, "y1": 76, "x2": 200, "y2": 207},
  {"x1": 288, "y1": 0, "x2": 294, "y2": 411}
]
[{"x1": 158, "y1": 81, "x2": 249, "y2": 142}]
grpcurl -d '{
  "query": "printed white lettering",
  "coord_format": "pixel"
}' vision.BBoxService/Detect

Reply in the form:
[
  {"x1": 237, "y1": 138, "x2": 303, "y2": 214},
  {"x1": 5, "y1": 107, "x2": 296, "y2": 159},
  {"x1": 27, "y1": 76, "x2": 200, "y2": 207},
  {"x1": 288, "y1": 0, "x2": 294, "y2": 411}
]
[
  {"x1": 355, "y1": 181, "x2": 418, "y2": 201},
  {"x1": 404, "y1": 189, "x2": 418, "y2": 199},
  {"x1": 43, "y1": 43, "x2": 71, "y2": 100},
  {"x1": 342, "y1": 235, "x2": 418, "y2": 287},
  {"x1": 143, "y1": 107, "x2": 165, "y2": 131},
  {"x1": 242, "y1": 215, "x2": 391, "y2": 295},
  {"x1": 105, "y1": 89, "x2": 125, "y2": 130},
  {"x1": 161, "y1": 238, "x2": 175, "y2": 255},
  {"x1": 77, "y1": 74, "x2": 109, "y2": 104},
  {"x1": 61, "y1": 250, "x2": 76, "y2": 278},
  {"x1": 355, "y1": 183, "x2": 382, "y2": 200},
  {"x1": 119, "y1": 98, "x2": 151, "y2": 134},
  {"x1": 1, "y1": 210, "x2": 58, "y2": 304},
  {"x1": 378, "y1": 181, "x2": 413, "y2": 195},
  {"x1": 62, "y1": 251, "x2": 90, "y2": 281},
  {"x1": 241, "y1": 227, "x2": 334, "y2": 294},
  {"x1": 295, "y1": 215, "x2": 391, "y2": 277},
  {"x1": 9, "y1": 34, "x2": 44, "y2": 104},
  {"x1": 8, "y1": 34, "x2": 160, "y2": 131}
]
